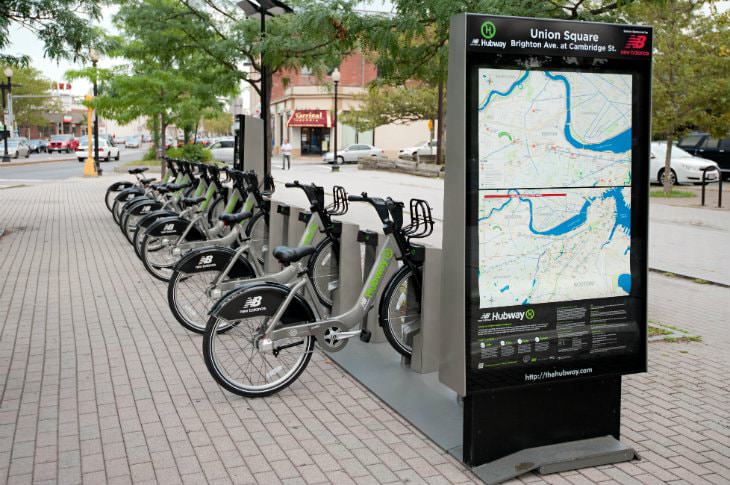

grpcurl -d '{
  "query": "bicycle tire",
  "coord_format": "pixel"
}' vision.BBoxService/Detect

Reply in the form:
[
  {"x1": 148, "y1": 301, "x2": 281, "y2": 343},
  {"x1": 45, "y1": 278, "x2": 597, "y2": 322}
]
[
  {"x1": 203, "y1": 284, "x2": 315, "y2": 397},
  {"x1": 378, "y1": 265, "x2": 422, "y2": 358},
  {"x1": 306, "y1": 238, "x2": 338, "y2": 309},
  {"x1": 245, "y1": 211, "x2": 269, "y2": 266}
]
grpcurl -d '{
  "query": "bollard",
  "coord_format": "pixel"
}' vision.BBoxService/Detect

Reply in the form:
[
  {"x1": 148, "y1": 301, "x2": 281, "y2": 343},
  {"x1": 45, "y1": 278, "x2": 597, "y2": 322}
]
[
  {"x1": 265, "y1": 202, "x2": 290, "y2": 273},
  {"x1": 332, "y1": 222, "x2": 362, "y2": 315},
  {"x1": 409, "y1": 246, "x2": 442, "y2": 374}
]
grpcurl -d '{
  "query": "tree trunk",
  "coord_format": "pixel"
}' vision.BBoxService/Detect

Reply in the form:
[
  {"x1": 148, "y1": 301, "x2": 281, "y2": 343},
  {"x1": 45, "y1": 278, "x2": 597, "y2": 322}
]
[
  {"x1": 436, "y1": 76, "x2": 445, "y2": 165},
  {"x1": 663, "y1": 136, "x2": 674, "y2": 194}
]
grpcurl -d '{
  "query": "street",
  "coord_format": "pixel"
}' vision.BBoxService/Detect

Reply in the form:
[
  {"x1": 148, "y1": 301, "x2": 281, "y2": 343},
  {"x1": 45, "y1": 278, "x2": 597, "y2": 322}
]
[{"x1": 0, "y1": 147, "x2": 146, "y2": 182}]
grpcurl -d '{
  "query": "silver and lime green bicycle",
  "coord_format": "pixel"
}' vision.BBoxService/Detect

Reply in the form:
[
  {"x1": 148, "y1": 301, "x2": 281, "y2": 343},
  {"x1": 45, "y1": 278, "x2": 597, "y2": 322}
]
[
  {"x1": 202, "y1": 193, "x2": 433, "y2": 397},
  {"x1": 167, "y1": 181, "x2": 348, "y2": 334}
]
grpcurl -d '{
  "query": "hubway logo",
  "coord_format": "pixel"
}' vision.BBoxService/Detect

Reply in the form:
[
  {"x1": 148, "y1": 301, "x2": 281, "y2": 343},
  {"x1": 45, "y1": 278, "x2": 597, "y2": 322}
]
[
  {"x1": 483, "y1": 308, "x2": 535, "y2": 322},
  {"x1": 480, "y1": 21, "x2": 496, "y2": 39}
]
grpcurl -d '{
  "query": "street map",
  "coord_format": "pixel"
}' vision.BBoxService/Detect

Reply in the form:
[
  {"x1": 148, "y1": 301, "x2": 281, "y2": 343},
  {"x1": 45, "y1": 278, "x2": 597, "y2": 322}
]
[{"x1": 477, "y1": 68, "x2": 632, "y2": 308}]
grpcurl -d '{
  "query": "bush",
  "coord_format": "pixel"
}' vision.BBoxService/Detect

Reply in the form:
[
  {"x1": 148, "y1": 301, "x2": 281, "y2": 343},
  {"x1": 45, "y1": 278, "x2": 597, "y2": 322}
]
[
  {"x1": 142, "y1": 147, "x2": 157, "y2": 160},
  {"x1": 166, "y1": 143, "x2": 212, "y2": 162}
]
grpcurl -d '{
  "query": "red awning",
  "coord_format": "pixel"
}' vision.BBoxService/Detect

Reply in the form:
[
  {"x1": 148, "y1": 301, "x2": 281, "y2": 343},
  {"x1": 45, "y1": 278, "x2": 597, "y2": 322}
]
[{"x1": 287, "y1": 109, "x2": 332, "y2": 128}]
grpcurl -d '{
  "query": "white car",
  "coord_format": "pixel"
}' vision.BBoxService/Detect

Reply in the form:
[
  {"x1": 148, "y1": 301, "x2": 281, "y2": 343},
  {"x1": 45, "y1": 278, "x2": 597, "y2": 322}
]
[
  {"x1": 650, "y1": 142, "x2": 719, "y2": 185},
  {"x1": 4, "y1": 138, "x2": 31, "y2": 158},
  {"x1": 207, "y1": 138, "x2": 235, "y2": 164},
  {"x1": 76, "y1": 138, "x2": 120, "y2": 162},
  {"x1": 399, "y1": 140, "x2": 437, "y2": 159},
  {"x1": 323, "y1": 144, "x2": 384, "y2": 164}
]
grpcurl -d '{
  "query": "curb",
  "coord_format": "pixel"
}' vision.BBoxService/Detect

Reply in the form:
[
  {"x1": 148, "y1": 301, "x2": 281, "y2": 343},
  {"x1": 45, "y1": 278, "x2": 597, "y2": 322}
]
[{"x1": 0, "y1": 156, "x2": 77, "y2": 168}]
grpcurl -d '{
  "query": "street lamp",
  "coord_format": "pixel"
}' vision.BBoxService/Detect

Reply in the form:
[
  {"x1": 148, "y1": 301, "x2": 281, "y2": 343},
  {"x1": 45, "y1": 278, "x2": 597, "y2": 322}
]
[
  {"x1": 237, "y1": 0, "x2": 292, "y2": 189},
  {"x1": 89, "y1": 49, "x2": 101, "y2": 175},
  {"x1": 331, "y1": 68, "x2": 340, "y2": 165},
  {"x1": 1, "y1": 66, "x2": 13, "y2": 163}
]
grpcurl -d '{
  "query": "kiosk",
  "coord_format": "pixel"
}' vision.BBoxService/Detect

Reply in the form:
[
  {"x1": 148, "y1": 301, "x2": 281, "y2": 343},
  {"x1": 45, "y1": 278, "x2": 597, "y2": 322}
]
[{"x1": 441, "y1": 13, "x2": 652, "y2": 482}]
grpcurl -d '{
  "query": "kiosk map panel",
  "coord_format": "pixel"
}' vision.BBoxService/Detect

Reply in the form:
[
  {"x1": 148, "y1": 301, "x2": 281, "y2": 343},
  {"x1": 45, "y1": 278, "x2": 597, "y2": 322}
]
[{"x1": 464, "y1": 15, "x2": 651, "y2": 387}]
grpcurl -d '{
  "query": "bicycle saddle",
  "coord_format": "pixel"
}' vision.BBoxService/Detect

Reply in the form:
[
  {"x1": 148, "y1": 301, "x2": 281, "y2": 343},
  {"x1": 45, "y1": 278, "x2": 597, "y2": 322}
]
[
  {"x1": 181, "y1": 196, "x2": 206, "y2": 207},
  {"x1": 128, "y1": 167, "x2": 148, "y2": 174},
  {"x1": 140, "y1": 177, "x2": 157, "y2": 185},
  {"x1": 218, "y1": 211, "x2": 253, "y2": 225},
  {"x1": 272, "y1": 246, "x2": 316, "y2": 265}
]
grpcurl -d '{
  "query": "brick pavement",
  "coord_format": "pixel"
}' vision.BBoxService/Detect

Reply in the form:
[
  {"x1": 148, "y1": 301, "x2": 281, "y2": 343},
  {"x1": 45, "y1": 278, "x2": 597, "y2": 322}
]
[{"x1": 1, "y1": 177, "x2": 729, "y2": 485}]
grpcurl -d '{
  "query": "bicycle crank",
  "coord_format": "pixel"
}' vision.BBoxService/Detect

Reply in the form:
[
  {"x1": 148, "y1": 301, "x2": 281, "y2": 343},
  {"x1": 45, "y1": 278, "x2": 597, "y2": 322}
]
[{"x1": 317, "y1": 326, "x2": 360, "y2": 352}]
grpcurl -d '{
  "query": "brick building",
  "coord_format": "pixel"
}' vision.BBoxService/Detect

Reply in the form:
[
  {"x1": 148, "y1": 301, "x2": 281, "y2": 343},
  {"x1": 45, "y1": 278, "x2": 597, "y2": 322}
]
[{"x1": 270, "y1": 52, "x2": 431, "y2": 157}]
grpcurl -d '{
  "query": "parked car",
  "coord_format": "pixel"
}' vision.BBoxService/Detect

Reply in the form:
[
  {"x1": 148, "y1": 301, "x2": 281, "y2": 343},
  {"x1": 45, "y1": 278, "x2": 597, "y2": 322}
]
[
  {"x1": 48, "y1": 134, "x2": 79, "y2": 153},
  {"x1": 28, "y1": 139, "x2": 48, "y2": 153},
  {"x1": 76, "y1": 137, "x2": 121, "y2": 162},
  {"x1": 142, "y1": 134, "x2": 152, "y2": 143},
  {"x1": 677, "y1": 132, "x2": 730, "y2": 180},
  {"x1": 125, "y1": 136, "x2": 141, "y2": 148},
  {"x1": 207, "y1": 138, "x2": 235, "y2": 164},
  {"x1": 398, "y1": 139, "x2": 438, "y2": 160},
  {"x1": 323, "y1": 144, "x2": 385, "y2": 164},
  {"x1": 4, "y1": 138, "x2": 31, "y2": 158},
  {"x1": 650, "y1": 142, "x2": 720, "y2": 185}
]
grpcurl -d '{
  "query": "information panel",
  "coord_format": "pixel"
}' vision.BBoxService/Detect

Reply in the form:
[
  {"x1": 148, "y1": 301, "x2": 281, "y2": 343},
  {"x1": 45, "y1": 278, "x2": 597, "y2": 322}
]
[{"x1": 463, "y1": 15, "x2": 651, "y2": 390}]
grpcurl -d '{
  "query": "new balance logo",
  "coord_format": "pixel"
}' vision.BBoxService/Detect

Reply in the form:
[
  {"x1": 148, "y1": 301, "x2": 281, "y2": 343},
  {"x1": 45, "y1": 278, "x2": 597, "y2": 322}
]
[
  {"x1": 243, "y1": 296, "x2": 263, "y2": 309},
  {"x1": 141, "y1": 206, "x2": 151, "y2": 213},
  {"x1": 198, "y1": 255, "x2": 214, "y2": 265},
  {"x1": 162, "y1": 223, "x2": 175, "y2": 232},
  {"x1": 624, "y1": 34, "x2": 647, "y2": 49}
]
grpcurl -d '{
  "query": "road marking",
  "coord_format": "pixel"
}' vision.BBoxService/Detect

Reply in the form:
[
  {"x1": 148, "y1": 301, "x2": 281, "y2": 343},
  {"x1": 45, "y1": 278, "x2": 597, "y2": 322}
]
[{"x1": 0, "y1": 179, "x2": 46, "y2": 183}]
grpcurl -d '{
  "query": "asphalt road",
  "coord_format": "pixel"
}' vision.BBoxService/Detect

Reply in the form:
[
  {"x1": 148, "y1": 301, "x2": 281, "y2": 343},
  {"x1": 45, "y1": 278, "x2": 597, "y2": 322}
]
[{"x1": 0, "y1": 148, "x2": 146, "y2": 182}]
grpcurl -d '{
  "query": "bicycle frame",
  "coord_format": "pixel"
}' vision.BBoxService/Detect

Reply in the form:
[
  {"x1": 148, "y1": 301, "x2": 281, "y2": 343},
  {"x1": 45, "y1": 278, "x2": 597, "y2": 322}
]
[
  {"x1": 254, "y1": 234, "x2": 402, "y2": 351},
  {"x1": 209, "y1": 209, "x2": 328, "y2": 295}
]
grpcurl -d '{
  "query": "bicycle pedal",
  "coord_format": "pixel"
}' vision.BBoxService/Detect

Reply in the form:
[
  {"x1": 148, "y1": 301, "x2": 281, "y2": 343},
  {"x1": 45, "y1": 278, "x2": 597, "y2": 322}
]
[{"x1": 360, "y1": 330, "x2": 372, "y2": 343}]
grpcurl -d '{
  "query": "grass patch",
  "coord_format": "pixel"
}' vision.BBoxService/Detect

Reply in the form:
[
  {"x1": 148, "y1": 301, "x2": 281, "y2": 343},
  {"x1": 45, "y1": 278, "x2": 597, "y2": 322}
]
[
  {"x1": 650, "y1": 190, "x2": 694, "y2": 198},
  {"x1": 123, "y1": 159, "x2": 161, "y2": 167},
  {"x1": 665, "y1": 335, "x2": 702, "y2": 343},
  {"x1": 693, "y1": 278, "x2": 711, "y2": 285},
  {"x1": 649, "y1": 325, "x2": 672, "y2": 337}
]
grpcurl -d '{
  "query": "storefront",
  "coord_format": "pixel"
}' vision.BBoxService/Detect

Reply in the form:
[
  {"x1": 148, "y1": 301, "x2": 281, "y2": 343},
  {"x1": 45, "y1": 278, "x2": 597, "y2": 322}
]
[{"x1": 287, "y1": 109, "x2": 332, "y2": 155}]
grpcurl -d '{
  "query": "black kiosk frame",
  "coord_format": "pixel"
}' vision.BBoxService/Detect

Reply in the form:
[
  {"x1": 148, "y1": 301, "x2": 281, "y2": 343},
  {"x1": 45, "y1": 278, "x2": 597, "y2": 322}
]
[{"x1": 440, "y1": 13, "x2": 652, "y2": 482}]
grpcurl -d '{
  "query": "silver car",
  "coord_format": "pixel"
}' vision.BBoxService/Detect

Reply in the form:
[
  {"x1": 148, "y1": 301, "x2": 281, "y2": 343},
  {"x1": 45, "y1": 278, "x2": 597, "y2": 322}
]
[
  {"x1": 4, "y1": 138, "x2": 31, "y2": 158},
  {"x1": 207, "y1": 138, "x2": 235, "y2": 164},
  {"x1": 323, "y1": 144, "x2": 384, "y2": 164}
]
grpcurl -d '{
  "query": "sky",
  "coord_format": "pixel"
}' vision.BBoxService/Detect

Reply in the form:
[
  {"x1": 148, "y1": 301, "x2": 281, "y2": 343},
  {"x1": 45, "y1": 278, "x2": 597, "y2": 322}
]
[{"x1": 4, "y1": 0, "x2": 728, "y2": 97}]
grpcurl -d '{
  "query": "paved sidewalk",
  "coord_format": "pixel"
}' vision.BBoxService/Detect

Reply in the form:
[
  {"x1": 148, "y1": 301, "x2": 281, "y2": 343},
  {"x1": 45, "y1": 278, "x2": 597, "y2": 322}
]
[{"x1": 1, "y1": 176, "x2": 729, "y2": 484}]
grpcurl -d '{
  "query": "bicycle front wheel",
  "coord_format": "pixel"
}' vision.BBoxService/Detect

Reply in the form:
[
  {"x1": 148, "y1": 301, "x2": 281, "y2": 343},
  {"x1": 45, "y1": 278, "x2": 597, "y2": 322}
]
[
  {"x1": 307, "y1": 238, "x2": 339, "y2": 309},
  {"x1": 245, "y1": 212, "x2": 268, "y2": 267},
  {"x1": 378, "y1": 266, "x2": 421, "y2": 358}
]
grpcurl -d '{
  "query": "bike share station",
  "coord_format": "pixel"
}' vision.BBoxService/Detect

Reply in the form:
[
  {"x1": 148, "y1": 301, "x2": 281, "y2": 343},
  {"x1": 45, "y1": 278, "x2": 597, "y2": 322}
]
[{"x1": 238, "y1": 13, "x2": 652, "y2": 484}]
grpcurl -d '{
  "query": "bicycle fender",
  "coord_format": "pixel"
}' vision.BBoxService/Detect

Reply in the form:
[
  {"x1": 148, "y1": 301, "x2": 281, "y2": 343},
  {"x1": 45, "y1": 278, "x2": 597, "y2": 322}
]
[
  {"x1": 108, "y1": 181, "x2": 134, "y2": 192},
  {"x1": 212, "y1": 283, "x2": 315, "y2": 325},
  {"x1": 137, "y1": 209, "x2": 178, "y2": 230},
  {"x1": 146, "y1": 217, "x2": 205, "y2": 240},
  {"x1": 128, "y1": 200, "x2": 163, "y2": 216},
  {"x1": 115, "y1": 186, "x2": 144, "y2": 202},
  {"x1": 174, "y1": 247, "x2": 255, "y2": 279}
]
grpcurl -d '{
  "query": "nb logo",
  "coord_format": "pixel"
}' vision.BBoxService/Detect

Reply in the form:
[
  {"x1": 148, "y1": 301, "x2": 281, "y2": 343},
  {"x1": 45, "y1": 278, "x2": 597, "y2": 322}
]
[
  {"x1": 163, "y1": 223, "x2": 174, "y2": 231},
  {"x1": 141, "y1": 206, "x2": 151, "y2": 213},
  {"x1": 624, "y1": 34, "x2": 646, "y2": 49},
  {"x1": 198, "y1": 255, "x2": 214, "y2": 265},
  {"x1": 243, "y1": 296, "x2": 263, "y2": 309}
]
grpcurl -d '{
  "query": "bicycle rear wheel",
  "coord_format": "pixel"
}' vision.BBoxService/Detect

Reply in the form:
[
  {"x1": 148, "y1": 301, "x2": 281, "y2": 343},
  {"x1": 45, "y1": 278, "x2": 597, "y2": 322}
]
[
  {"x1": 203, "y1": 285, "x2": 315, "y2": 397},
  {"x1": 378, "y1": 265, "x2": 421, "y2": 358}
]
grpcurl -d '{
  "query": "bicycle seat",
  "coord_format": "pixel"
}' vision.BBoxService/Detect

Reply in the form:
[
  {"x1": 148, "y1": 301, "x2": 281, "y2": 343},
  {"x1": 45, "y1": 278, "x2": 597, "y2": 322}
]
[
  {"x1": 128, "y1": 167, "x2": 148, "y2": 174},
  {"x1": 218, "y1": 211, "x2": 253, "y2": 225},
  {"x1": 140, "y1": 177, "x2": 157, "y2": 185},
  {"x1": 272, "y1": 246, "x2": 316, "y2": 265},
  {"x1": 181, "y1": 196, "x2": 206, "y2": 207}
]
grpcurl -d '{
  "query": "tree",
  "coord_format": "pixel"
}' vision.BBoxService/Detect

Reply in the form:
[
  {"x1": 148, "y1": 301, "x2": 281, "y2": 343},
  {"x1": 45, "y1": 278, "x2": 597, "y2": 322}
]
[
  {"x1": 628, "y1": 0, "x2": 730, "y2": 192},
  {"x1": 160, "y1": 0, "x2": 365, "y2": 166},
  {"x1": 359, "y1": 0, "x2": 630, "y2": 164},
  {"x1": 202, "y1": 110, "x2": 233, "y2": 136},
  {"x1": 7, "y1": 65, "x2": 61, "y2": 133},
  {"x1": 1, "y1": 0, "x2": 103, "y2": 66},
  {"x1": 67, "y1": 0, "x2": 240, "y2": 171},
  {"x1": 339, "y1": 84, "x2": 438, "y2": 133}
]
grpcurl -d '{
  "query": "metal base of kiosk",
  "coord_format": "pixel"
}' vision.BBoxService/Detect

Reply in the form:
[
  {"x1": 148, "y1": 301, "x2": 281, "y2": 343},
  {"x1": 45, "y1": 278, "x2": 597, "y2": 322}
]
[{"x1": 451, "y1": 436, "x2": 636, "y2": 485}]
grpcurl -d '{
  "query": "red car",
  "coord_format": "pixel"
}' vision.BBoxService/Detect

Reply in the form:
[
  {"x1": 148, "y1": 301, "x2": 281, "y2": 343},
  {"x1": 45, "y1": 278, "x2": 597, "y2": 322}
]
[{"x1": 48, "y1": 134, "x2": 79, "y2": 153}]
